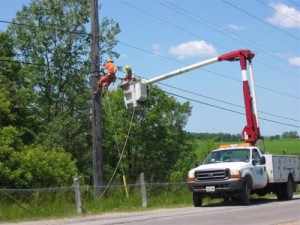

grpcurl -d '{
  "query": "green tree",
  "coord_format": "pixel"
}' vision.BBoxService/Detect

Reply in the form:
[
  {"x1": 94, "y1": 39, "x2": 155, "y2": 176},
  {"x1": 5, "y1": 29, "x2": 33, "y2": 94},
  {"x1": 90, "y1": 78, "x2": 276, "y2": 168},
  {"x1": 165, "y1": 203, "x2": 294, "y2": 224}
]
[
  {"x1": 0, "y1": 32, "x2": 38, "y2": 144},
  {"x1": 0, "y1": 32, "x2": 78, "y2": 189},
  {"x1": 7, "y1": 0, "x2": 121, "y2": 183},
  {"x1": 195, "y1": 139, "x2": 218, "y2": 163},
  {"x1": 282, "y1": 131, "x2": 299, "y2": 139},
  {"x1": 0, "y1": 126, "x2": 77, "y2": 189},
  {"x1": 102, "y1": 87, "x2": 196, "y2": 184}
]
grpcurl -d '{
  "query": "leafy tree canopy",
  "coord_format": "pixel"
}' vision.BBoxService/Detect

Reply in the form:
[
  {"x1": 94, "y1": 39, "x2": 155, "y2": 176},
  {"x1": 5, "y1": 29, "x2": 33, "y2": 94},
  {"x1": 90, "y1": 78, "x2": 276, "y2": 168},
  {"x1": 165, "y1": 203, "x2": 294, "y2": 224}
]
[
  {"x1": 6, "y1": 0, "x2": 121, "y2": 184},
  {"x1": 101, "y1": 87, "x2": 197, "y2": 183}
]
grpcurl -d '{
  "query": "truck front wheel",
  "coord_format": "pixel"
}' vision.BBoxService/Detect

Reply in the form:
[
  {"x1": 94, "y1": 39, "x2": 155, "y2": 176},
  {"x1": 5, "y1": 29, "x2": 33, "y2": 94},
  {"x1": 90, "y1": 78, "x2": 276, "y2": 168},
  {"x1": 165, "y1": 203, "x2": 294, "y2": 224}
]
[
  {"x1": 193, "y1": 192, "x2": 203, "y2": 207},
  {"x1": 241, "y1": 178, "x2": 252, "y2": 205}
]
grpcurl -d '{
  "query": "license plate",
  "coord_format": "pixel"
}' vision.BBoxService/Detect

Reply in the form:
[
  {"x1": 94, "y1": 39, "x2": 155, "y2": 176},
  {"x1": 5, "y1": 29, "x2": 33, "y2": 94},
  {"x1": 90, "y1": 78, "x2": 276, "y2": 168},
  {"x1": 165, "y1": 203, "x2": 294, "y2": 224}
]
[{"x1": 206, "y1": 186, "x2": 215, "y2": 192}]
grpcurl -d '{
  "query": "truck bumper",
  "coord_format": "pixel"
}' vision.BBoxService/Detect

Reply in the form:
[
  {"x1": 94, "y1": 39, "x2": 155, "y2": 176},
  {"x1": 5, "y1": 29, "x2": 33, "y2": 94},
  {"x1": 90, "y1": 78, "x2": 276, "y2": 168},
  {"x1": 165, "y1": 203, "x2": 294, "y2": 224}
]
[{"x1": 188, "y1": 178, "x2": 244, "y2": 197}]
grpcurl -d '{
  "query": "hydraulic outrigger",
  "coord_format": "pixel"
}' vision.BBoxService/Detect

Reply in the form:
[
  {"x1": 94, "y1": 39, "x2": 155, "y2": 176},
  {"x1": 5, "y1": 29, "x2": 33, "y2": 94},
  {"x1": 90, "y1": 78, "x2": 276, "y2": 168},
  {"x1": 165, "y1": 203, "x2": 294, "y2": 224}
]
[{"x1": 122, "y1": 49, "x2": 261, "y2": 145}]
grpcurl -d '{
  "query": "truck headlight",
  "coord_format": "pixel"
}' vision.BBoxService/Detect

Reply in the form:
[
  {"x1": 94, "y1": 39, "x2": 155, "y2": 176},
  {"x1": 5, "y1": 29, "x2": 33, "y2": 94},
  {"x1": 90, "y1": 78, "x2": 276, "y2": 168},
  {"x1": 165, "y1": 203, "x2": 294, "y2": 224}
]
[
  {"x1": 230, "y1": 170, "x2": 241, "y2": 178},
  {"x1": 187, "y1": 171, "x2": 195, "y2": 181}
]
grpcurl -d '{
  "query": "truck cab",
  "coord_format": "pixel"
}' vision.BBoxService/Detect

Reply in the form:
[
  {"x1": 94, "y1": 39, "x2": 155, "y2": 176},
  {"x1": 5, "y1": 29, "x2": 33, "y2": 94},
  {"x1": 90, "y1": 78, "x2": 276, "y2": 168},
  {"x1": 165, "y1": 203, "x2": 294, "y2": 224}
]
[{"x1": 188, "y1": 143, "x2": 268, "y2": 206}]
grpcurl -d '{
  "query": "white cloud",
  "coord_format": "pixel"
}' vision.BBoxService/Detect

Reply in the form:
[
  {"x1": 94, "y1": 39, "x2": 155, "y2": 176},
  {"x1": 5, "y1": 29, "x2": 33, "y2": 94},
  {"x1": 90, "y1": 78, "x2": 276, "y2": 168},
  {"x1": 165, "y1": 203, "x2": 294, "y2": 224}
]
[
  {"x1": 169, "y1": 41, "x2": 217, "y2": 59},
  {"x1": 288, "y1": 57, "x2": 300, "y2": 66},
  {"x1": 266, "y1": 3, "x2": 300, "y2": 28},
  {"x1": 227, "y1": 24, "x2": 246, "y2": 31}
]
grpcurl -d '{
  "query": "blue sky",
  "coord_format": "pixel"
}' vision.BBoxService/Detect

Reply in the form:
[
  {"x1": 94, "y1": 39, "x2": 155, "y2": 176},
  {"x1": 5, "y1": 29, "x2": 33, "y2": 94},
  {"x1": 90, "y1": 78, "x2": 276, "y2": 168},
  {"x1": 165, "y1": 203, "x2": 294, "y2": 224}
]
[{"x1": 1, "y1": 0, "x2": 299, "y2": 136}]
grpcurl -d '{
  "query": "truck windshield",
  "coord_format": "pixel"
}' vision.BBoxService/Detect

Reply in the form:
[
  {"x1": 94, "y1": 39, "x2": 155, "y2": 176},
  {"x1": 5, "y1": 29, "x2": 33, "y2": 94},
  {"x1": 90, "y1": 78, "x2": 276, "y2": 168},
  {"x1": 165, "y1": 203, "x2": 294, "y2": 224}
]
[{"x1": 203, "y1": 149, "x2": 250, "y2": 164}]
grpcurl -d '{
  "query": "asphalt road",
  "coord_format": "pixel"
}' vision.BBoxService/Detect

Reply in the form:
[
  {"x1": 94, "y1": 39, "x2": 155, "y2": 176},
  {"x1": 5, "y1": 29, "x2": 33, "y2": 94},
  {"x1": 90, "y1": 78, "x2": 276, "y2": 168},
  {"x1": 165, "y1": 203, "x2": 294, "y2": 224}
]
[{"x1": 2, "y1": 196, "x2": 300, "y2": 225}]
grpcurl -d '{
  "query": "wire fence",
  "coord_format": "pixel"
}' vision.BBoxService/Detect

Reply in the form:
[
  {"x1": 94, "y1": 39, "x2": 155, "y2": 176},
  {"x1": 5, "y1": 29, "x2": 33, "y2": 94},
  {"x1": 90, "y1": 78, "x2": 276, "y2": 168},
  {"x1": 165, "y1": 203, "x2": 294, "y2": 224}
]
[
  {"x1": 1, "y1": 175, "x2": 299, "y2": 219},
  {"x1": 0, "y1": 175, "x2": 192, "y2": 216}
]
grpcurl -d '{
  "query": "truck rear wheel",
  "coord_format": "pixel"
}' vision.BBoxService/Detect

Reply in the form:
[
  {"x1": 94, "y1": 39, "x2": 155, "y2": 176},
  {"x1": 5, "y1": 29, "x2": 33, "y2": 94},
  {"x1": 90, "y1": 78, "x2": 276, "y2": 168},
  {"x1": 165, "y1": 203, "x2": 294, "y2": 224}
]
[
  {"x1": 241, "y1": 178, "x2": 252, "y2": 205},
  {"x1": 193, "y1": 192, "x2": 203, "y2": 207},
  {"x1": 279, "y1": 177, "x2": 294, "y2": 200}
]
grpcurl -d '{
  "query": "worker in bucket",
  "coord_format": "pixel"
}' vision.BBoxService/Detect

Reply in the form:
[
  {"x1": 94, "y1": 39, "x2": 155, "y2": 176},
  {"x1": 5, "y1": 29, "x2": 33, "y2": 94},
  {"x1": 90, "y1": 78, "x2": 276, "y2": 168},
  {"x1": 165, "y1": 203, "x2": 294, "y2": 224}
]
[
  {"x1": 124, "y1": 65, "x2": 136, "y2": 83},
  {"x1": 120, "y1": 65, "x2": 136, "y2": 88},
  {"x1": 97, "y1": 59, "x2": 117, "y2": 94}
]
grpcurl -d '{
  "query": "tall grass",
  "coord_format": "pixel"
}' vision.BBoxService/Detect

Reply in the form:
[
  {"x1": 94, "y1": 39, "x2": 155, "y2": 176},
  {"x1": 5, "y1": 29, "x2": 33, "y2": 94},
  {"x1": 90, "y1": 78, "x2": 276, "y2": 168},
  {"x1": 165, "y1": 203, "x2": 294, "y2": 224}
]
[
  {"x1": 0, "y1": 184, "x2": 194, "y2": 222},
  {"x1": 2, "y1": 183, "x2": 298, "y2": 223},
  {"x1": 0, "y1": 190, "x2": 77, "y2": 222}
]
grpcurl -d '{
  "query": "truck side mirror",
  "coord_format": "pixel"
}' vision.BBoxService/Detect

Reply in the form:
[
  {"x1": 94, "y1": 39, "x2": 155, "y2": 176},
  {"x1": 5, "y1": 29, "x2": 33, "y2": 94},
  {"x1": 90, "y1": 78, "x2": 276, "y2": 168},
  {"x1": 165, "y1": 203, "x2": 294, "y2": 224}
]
[
  {"x1": 252, "y1": 159, "x2": 258, "y2": 166},
  {"x1": 260, "y1": 156, "x2": 266, "y2": 165}
]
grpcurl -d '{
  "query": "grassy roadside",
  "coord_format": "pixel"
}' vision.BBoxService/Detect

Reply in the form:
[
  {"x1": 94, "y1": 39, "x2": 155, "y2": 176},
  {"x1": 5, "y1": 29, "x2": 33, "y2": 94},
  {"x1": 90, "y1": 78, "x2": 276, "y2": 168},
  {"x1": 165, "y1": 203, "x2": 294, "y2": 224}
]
[
  {"x1": 0, "y1": 185, "x2": 192, "y2": 222},
  {"x1": 1, "y1": 184, "x2": 299, "y2": 223}
]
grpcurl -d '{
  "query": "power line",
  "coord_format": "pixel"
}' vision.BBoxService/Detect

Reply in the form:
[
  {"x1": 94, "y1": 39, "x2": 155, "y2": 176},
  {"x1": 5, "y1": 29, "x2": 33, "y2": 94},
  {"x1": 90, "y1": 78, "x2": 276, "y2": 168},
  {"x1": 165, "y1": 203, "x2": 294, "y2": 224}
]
[
  {"x1": 0, "y1": 19, "x2": 90, "y2": 37},
  {"x1": 118, "y1": 0, "x2": 231, "y2": 52},
  {"x1": 2, "y1": 58, "x2": 299, "y2": 128},
  {"x1": 156, "y1": 0, "x2": 293, "y2": 68},
  {"x1": 118, "y1": 42, "x2": 300, "y2": 100},
  {"x1": 159, "y1": 88, "x2": 300, "y2": 129},
  {"x1": 256, "y1": 0, "x2": 300, "y2": 25},
  {"x1": 222, "y1": 0, "x2": 300, "y2": 40},
  {"x1": 2, "y1": 46, "x2": 299, "y2": 101},
  {"x1": 1, "y1": 18, "x2": 298, "y2": 79},
  {"x1": 289, "y1": 0, "x2": 300, "y2": 8},
  {"x1": 0, "y1": 58, "x2": 88, "y2": 70},
  {"x1": 118, "y1": 1, "x2": 299, "y2": 79},
  {"x1": 158, "y1": 82, "x2": 300, "y2": 123}
]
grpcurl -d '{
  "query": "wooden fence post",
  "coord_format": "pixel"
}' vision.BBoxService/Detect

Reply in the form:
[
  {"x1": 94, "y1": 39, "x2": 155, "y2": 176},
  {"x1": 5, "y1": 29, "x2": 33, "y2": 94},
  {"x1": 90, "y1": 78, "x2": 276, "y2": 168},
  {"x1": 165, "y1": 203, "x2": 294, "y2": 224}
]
[
  {"x1": 140, "y1": 172, "x2": 147, "y2": 208},
  {"x1": 73, "y1": 176, "x2": 82, "y2": 213}
]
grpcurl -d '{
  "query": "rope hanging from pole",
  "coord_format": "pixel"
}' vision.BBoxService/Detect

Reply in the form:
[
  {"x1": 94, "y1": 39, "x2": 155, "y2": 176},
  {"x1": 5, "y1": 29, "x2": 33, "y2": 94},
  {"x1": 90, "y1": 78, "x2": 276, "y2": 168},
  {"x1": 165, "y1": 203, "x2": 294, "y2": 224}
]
[{"x1": 99, "y1": 93, "x2": 135, "y2": 199}]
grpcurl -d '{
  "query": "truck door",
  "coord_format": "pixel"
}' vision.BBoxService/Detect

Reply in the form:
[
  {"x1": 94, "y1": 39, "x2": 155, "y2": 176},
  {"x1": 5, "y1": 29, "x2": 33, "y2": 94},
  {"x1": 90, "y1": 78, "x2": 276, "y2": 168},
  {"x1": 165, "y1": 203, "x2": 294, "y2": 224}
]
[{"x1": 252, "y1": 149, "x2": 268, "y2": 188}]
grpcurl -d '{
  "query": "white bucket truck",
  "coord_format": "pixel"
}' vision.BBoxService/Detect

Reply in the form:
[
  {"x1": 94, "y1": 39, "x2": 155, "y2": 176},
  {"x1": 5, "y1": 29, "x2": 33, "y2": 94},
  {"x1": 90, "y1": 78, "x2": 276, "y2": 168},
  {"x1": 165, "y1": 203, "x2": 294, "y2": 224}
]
[
  {"x1": 187, "y1": 143, "x2": 300, "y2": 206},
  {"x1": 121, "y1": 50, "x2": 300, "y2": 205}
]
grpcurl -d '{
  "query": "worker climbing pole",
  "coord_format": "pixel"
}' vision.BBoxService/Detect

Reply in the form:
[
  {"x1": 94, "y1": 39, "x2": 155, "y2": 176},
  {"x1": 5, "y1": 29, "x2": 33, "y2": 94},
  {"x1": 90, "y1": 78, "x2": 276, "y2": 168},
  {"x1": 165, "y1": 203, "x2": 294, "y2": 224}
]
[{"x1": 95, "y1": 59, "x2": 118, "y2": 96}]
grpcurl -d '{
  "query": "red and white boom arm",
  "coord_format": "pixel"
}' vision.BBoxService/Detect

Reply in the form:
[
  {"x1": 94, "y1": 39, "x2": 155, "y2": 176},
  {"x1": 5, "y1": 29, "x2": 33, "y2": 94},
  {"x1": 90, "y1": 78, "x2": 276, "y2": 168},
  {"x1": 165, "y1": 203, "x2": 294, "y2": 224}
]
[
  {"x1": 218, "y1": 50, "x2": 261, "y2": 144},
  {"x1": 123, "y1": 49, "x2": 261, "y2": 144}
]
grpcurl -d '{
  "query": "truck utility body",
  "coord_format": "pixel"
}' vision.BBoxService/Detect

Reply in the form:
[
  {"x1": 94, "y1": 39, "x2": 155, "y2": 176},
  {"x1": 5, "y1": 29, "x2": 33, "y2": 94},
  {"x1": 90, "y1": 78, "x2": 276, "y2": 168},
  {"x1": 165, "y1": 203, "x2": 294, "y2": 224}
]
[{"x1": 188, "y1": 143, "x2": 300, "y2": 206}]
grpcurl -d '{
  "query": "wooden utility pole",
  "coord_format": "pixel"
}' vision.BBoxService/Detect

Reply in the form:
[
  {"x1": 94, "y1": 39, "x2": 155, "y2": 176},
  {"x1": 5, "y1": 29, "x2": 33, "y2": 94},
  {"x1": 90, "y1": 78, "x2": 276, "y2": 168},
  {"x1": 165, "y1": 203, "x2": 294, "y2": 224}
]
[{"x1": 90, "y1": 0, "x2": 104, "y2": 198}]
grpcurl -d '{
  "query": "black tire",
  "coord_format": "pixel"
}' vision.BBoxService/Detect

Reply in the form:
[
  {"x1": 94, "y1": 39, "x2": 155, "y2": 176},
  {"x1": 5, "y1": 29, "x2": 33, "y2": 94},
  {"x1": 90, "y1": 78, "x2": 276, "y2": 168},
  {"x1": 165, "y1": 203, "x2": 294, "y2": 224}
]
[
  {"x1": 275, "y1": 183, "x2": 284, "y2": 200},
  {"x1": 241, "y1": 178, "x2": 252, "y2": 205},
  {"x1": 255, "y1": 188, "x2": 267, "y2": 197},
  {"x1": 281, "y1": 177, "x2": 294, "y2": 200},
  {"x1": 193, "y1": 192, "x2": 203, "y2": 207},
  {"x1": 223, "y1": 197, "x2": 230, "y2": 202}
]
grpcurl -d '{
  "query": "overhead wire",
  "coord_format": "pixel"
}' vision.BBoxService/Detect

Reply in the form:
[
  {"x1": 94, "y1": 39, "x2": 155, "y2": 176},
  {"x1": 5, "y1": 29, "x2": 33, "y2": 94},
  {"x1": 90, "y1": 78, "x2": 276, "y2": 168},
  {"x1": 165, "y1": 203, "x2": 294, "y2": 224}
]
[
  {"x1": 158, "y1": 82, "x2": 300, "y2": 122},
  {"x1": 289, "y1": 0, "x2": 300, "y2": 8},
  {"x1": 0, "y1": 19, "x2": 90, "y2": 37},
  {"x1": 116, "y1": 43, "x2": 300, "y2": 100},
  {"x1": 0, "y1": 18, "x2": 298, "y2": 79},
  {"x1": 1, "y1": 49, "x2": 299, "y2": 119},
  {"x1": 156, "y1": 0, "x2": 293, "y2": 68},
  {"x1": 158, "y1": 88, "x2": 300, "y2": 129},
  {"x1": 117, "y1": 1, "x2": 299, "y2": 79},
  {"x1": 155, "y1": 0, "x2": 299, "y2": 79},
  {"x1": 222, "y1": 0, "x2": 300, "y2": 40},
  {"x1": 2, "y1": 54, "x2": 298, "y2": 125},
  {"x1": 256, "y1": 0, "x2": 300, "y2": 25},
  {"x1": 118, "y1": 0, "x2": 230, "y2": 52}
]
